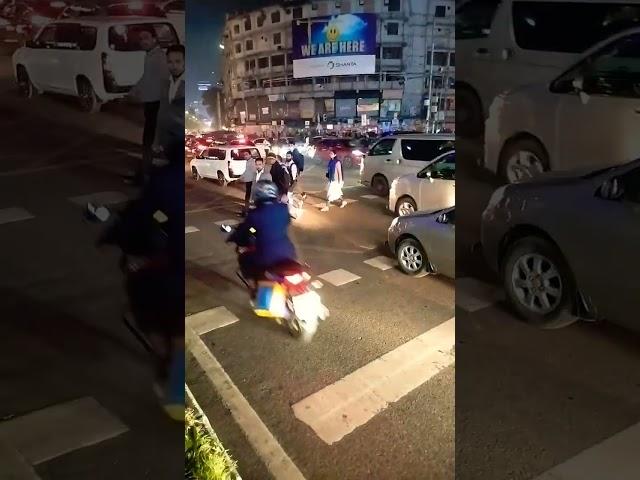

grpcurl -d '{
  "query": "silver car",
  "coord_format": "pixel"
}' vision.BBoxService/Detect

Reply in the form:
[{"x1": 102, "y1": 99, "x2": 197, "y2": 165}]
[
  {"x1": 387, "y1": 208, "x2": 455, "y2": 278},
  {"x1": 481, "y1": 159, "x2": 640, "y2": 330}
]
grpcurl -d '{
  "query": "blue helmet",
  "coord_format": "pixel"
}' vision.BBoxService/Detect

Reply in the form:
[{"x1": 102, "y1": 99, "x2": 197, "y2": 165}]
[{"x1": 253, "y1": 180, "x2": 279, "y2": 204}]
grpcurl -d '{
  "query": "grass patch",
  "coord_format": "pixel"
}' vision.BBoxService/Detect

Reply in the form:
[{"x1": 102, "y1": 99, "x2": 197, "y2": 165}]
[{"x1": 185, "y1": 407, "x2": 241, "y2": 480}]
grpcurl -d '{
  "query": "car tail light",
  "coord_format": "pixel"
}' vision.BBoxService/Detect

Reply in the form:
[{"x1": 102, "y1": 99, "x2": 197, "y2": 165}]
[{"x1": 284, "y1": 272, "x2": 310, "y2": 285}]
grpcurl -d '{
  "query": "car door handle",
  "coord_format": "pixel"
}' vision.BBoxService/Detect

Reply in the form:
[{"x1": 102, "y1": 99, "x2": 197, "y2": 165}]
[{"x1": 385, "y1": 158, "x2": 392, "y2": 162}]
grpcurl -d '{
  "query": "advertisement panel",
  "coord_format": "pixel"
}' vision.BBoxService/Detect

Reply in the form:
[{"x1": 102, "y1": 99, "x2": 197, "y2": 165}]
[
  {"x1": 335, "y1": 98, "x2": 357, "y2": 118},
  {"x1": 292, "y1": 13, "x2": 377, "y2": 78}
]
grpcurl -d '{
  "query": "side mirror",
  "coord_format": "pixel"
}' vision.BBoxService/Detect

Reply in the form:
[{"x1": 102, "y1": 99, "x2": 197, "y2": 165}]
[{"x1": 599, "y1": 177, "x2": 624, "y2": 201}]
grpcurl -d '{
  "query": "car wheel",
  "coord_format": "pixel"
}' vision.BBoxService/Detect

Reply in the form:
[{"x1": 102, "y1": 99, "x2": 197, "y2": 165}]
[
  {"x1": 396, "y1": 237, "x2": 427, "y2": 276},
  {"x1": 191, "y1": 167, "x2": 201, "y2": 181},
  {"x1": 502, "y1": 236, "x2": 577, "y2": 329},
  {"x1": 395, "y1": 196, "x2": 417, "y2": 216},
  {"x1": 372, "y1": 174, "x2": 389, "y2": 196},
  {"x1": 456, "y1": 86, "x2": 484, "y2": 138},
  {"x1": 499, "y1": 137, "x2": 549, "y2": 184},
  {"x1": 77, "y1": 78, "x2": 101, "y2": 113},
  {"x1": 217, "y1": 171, "x2": 227, "y2": 186},
  {"x1": 16, "y1": 66, "x2": 36, "y2": 99}
]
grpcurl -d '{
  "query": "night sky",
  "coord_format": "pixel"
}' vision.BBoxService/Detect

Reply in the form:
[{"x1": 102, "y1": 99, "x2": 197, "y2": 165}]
[{"x1": 186, "y1": 0, "x2": 276, "y2": 105}]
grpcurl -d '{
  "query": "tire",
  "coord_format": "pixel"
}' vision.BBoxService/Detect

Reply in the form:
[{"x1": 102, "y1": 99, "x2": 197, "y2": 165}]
[
  {"x1": 498, "y1": 137, "x2": 549, "y2": 184},
  {"x1": 395, "y1": 196, "x2": 417, "y2": 216},
  {"x1": 502, "y1": 236, "x2": 577, "y2": 329},
  {"x1": 217, "y1": 171, "x2": 227, "y2": 186},
  {"x1": 16, "y1": 66, "x2": 36, "y2": 99},
  {"x1": 191, "y1": 167, "x2": 201, "y2": 181},
  {"x1": 372, "y1": 174, "x2": 389, "y2": 196},
  {"x1": 456, "y1": 87, "x2": 484, "y2": 138},
  {"x1": 77, "y1": 78, "x2": 101, "y2": 113},
  {"x1": 396, "y1": 237, "x2": 428, "y2": 276},
  {"x1": 287, "y1": 316, "x2": 315, "y2": 343}
]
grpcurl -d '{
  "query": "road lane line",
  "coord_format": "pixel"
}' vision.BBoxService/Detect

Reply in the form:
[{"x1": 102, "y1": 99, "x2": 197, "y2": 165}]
[
  {"x1": 185, "y1": 226, "x2": 200, "y2": 234},
  {"x1": 69, "y1": 191, "x2": 128, "y2": 206},
  {"x1": 364, "y1": 255, "x2": 396, "y2": 271},
  {"x1": 318, "y1": 269, "x2": 361, "y2": 286},
  {"x1": 292, "y1": 318, "x2": 455, "y2": 445},
  {"x1": 456, "y1": 277, "x2": 504, "y2": 312},
  {"x1": 186, "y1": 306, "x2": 240, "y2": 335},
  {"x1": 533, "y1": 421, "x2": 640, "y2": 480},
  {"x1": 186, "y1": 328, "x2": 306, "y2": 480},
  {"x1": 0, "y1": 441, "x2": 40, "y2": 480},
  {"x1": 0, "y1": 397, "x2": 128, "y2": 465},
  {"x1": 0, "y1": 207, "x2": 34, "y2": 225}
]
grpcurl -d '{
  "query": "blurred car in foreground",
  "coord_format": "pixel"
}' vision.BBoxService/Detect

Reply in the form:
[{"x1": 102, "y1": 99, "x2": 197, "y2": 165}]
[
  {"x1": 388, "y1": 207, "x2": 455, "y2": 277},
  {"x1": 484, "y1": 28, "x2": 640, "y2": 183},
  {"x1": 481, "y1": 159, "x2": 640, "y2": 330},
  {"x1": 389, "y1": 150, "x2": 455, "y2": 216}
]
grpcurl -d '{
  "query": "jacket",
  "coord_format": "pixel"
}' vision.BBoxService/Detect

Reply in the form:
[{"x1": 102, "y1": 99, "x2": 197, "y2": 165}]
[
  {"x1": 228, "y1": 202, "x2": 296, "y2": 268},
  {"x1": 270, "y1": 162, "x2": 291, "y2": 196},
  {"x1": 292, "y1": 148, "x2": 305, "y2": 172},
  {"x1": 249, "y1": 170, "x2": 273, "y2": 201},
  {"x1": 154, "y1": 74, "x2": 185, "y2": 151},
  {"x1": 129, "y1": 46, "x2": 169, "y2": 103}
]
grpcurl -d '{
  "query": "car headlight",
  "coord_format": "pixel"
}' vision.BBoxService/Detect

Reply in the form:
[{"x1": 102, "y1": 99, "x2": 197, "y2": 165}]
[{"x1": 352, "y1": 149, "x2": 363, "y2": 156}]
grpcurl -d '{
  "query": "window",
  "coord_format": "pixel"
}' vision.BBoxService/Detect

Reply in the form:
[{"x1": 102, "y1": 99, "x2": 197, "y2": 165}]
[
  {"x1": 271, "y1": 10, "x2": 280, "y2": 23},
  {"x1": 257, "y1": 15, "x2": 265, "y2": 27},
  {"x1": 382, "y1": 46, "x2": 403, "y2": 59},
  {"x1": 552, "y1": 33, "x2": 640, "y2": 99},
  {"x1": 271, "y1": 54, "x2": 285, "y2": 67},
  {"x1": 428, "y1": 51, "x2": 448, "y2": 66},
  {"x1": 455, "y1": 0, "x2": 499, "y2": 39},
  {"x1": 386, "y1": 22, "x2": 399, "y2": 35},
  {"x1": 401, "y1": 139, "x2": 454, "y2": 161},
  {"x1": 512, "y1": 2, "x2": 640, "y2": 53},
  {"x1": 235, "y1": 43, "x2": 242, "y2": 53},
  {"x1": 419, "y1": 152, "x2": 456, "y2": 180},
  {"x1": 233, "y1": 24, "x2": 240, "y2": 34},
  {"x1": 293, "y1": 7, "x2": 303, "y2": 19},
  {"x1": 232, "y1": 148, "x2": 261, "y2": 160},
  {"x1": 387, "y1": 0, "x2": 401, "y2": 12},
  {"x1": 449, "y1": 52, "x2": 455, "y2": 66},
  {"x1": 273, "y1": 32, "x2": 282, "y2": 45},
  {"x1": 108, "y1": 23, "x2": 178, "y2": 51},
  {"x1": 205, "y1": 148, "x2": 226, "y2": 160},
  {"x1": 245, "y1": 39, "x2": 253, "y2": 51},
  {"x1": 620, "y1": 167, "x2": 640, "y2": 203},
  {"x1": 36, "y1": 25, "x2": 57, "y2": 47},
  {"x1": 249, "y1": 59, "x2": 255, "y2": 70},
  {"x1": 435, "y1": 5, "x2": 446, "y2": 17},
  {"x1": 244, "y1": 17, "x2": 251, "y2": 31},
  {"x1": 258, "y1": 56, "x2": 269, "y2": 68},
  {"x1": 371, "y1": 139, "x2": 395, "y2": 156}
]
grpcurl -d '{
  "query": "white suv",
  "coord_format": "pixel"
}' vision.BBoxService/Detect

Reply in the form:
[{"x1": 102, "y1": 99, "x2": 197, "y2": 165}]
[
  {"x1": 190, "y1": 146, "x2": 263, "y2": 185},
  {"x1": 12, "y1": 17, "x2": 179, "y2": 112}
]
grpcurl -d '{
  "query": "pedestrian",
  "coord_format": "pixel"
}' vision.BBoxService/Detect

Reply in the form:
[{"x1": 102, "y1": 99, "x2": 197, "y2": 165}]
[
  {"x1": 285, "y1": 151, "x2": 299, "y2": 202},
  {"x1": 248, "y1": 158, "x2": 272, "y2": 204},
  {"x1": 127, "y1": 25, "x2": 170, "y2": 186},
  {"x1": 270, "y1": 154, "x2": 291, "y2": 203},
  {"x1": 322, "y1": 150, "x2": 346, "y2": 211},
  {"x1": 239, "y1": 150, "x2": 256, "y2": 216}
]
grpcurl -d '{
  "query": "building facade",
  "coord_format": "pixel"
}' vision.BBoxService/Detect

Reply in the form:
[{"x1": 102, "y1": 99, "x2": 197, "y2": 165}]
[{"x1": 220, "y1": 0, "x2": 454, "y2": 134}]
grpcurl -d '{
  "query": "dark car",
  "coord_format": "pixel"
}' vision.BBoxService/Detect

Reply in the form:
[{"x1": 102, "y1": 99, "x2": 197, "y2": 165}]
[
  {"x1": 481, "y1": 159, "x2": 640, "y2": 331},
  {"x1": 313, "y1": 137, "x2": 364, "y2": 168}
]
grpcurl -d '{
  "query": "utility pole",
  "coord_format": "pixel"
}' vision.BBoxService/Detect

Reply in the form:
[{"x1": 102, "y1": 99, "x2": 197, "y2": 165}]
[{"x1": 426, "y1": 16, "x2": 436, "y2": 134}]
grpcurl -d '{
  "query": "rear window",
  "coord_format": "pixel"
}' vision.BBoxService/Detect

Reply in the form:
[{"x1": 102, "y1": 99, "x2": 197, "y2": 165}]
[
  {"x1": 205, "y1": 149, "x2": 226, "y2": 159},
  {"x1": 401, "y1": 139, "x2": 455, "y2": 161},
  {"x1": 231, "y1": 148, "x2": 260, "y2": 160},
  {"x1": 108, "y1": 23, "x2": 178, "y2": 51},
  {"x1": 512, "y1": 2, "x2": 640, "y2": 53}
]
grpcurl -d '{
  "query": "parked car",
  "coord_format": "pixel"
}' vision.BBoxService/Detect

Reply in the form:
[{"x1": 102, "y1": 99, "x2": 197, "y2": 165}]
[
  {"x1": 12, "y1": 16, "x2": 179, "y2": 112},
  {"x1": 360, "y1": 134, "x2": 455, "y2": 196},
  {"x1": 388, "y1": 207, "x2": 455, "y2": 277},
  {"x1": 481, "y1": 158, "x2": 640, "y2": 330},
  {"x1": 455, "y1": 0, "x2": 640, "y2": 137},
  {"x1": 253, "y1": 137, "x2": 271, "y2": 148},
  {"x1": 484, "y1": 28, "x2": 640, "y2": 183},
  {"x1": 389, "y1": 150, "x2": 456, "y2": 216},
  {"x1": 190, "y1": 145, "x2": 262, "y2": 185}
]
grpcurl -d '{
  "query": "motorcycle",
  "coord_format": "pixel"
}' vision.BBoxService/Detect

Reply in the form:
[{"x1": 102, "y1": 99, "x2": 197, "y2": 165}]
[{"x1": 221, "y1": 224, "x2": 328, "y2": 342}]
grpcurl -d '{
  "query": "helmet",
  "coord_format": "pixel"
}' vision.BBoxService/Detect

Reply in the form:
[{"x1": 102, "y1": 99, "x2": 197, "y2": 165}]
[{"x1": 253, "y1": 180, "x2": 279, "y2": 204}]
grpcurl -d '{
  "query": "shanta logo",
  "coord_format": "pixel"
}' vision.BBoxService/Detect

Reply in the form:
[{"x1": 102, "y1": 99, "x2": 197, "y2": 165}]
[
  {"x1": 328, "y1": 60, "x2": 356, "y2": 69},
  {"x1": 327, "y1": 61, "x2": 335, "y2": 69}
]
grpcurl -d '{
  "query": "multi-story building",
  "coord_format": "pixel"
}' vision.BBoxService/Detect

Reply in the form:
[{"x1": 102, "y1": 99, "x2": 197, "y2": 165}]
[{"x1": 220, "y1": 0, "x2": 454, "y2": 134}]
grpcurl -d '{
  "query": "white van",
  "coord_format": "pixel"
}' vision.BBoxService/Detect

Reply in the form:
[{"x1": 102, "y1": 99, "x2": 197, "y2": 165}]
[
  {"x1": 12, "y1": 16, "x2": 179, "y2": 112},
  {"x1": 190, "y1": 146, "x2": 262, "y2": 185},
  {"x1": 455, "y1": 0, "x2": 640, "y2": 136},
  {"x1": 360, "y1": 135, "x2": 455, "y2": 196}
]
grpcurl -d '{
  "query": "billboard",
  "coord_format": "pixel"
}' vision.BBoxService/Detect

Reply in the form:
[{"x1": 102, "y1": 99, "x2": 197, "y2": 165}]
[{"x1": 292, "y1": 13, "x2": 377, "y2": 78}]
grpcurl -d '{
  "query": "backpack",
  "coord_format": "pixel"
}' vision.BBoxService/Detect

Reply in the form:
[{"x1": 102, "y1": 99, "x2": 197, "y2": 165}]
[{"x1": 292, "y1": 149, "x2": 304, "y2": 172}]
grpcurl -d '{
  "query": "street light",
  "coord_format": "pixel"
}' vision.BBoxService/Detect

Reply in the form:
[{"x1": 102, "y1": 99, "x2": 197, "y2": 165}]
[{"x1": 219, "y1": 43, "x2": 224, "y2": 49}]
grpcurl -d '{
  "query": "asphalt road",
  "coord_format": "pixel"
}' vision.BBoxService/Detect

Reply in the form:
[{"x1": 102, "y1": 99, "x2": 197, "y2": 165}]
[
  {"x1": 0, "y1": 55, "x2": 183, "y2": 479},
  {"x1": 185, "y1": 163, "x2": 456, "y2": 480}
]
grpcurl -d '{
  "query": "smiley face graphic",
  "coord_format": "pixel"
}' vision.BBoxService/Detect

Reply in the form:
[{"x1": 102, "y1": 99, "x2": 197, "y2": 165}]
[{"x1": 326, "y1": 25, "x2": 340, "y2": 42}]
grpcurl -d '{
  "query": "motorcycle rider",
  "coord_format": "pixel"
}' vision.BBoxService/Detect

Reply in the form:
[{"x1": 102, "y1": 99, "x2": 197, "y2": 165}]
[{"x1": 226, "y1": 180, "x2": 297, "y2": 295}]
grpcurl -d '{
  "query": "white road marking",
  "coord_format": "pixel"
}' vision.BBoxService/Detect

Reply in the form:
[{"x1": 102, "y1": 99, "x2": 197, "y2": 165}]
[
  {"x1": 456, "y1": 277, "x2": 504, "y2": 312},
  {"x1": 292, "y1": 318, "x2": 455, "y2": 445},
  {"x1": 533, "y1": 421, "x2": 640, "y2": 480},
  {"x1": 0, "y1": 441, "x2": 40, "y2": 480},
  {"x1": 364, "y1": 256, "x2": 396, "y2": 271},
  {"x1": 360, "y1": 194, "x2": 379, "y2": 200},
  {"x1": 185, "y1": 226, "x2": 200, "y2": 234},
  {"x1": 0, "y1": 397, "x2": 128, "y2": 465},
  {"x1": 318, "y1": 269, "x2": 362, "y2": 286},
  {"x1": 0, "y1": 207, "x2": 34, "y2": 225},
  {"x1": 214, "y1": 219, "x2": 241, "y2": 227},
  {"x1": 186, "y1": 328, "x2": 306, "y2": 480},
  {"x1": 69, "y1": 191, "x2": 128, "y2": 206},
  {"x1": 186, "y1": 306, "x2": 240, "y2": 335}
]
